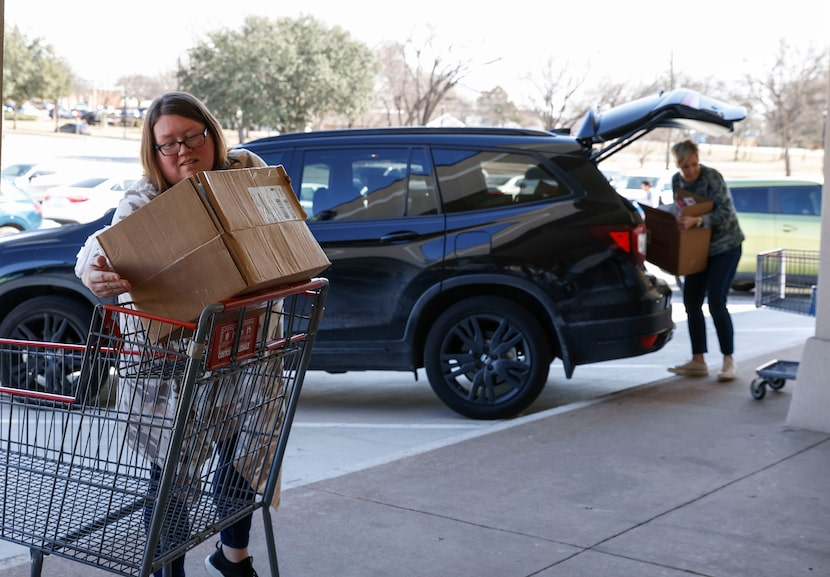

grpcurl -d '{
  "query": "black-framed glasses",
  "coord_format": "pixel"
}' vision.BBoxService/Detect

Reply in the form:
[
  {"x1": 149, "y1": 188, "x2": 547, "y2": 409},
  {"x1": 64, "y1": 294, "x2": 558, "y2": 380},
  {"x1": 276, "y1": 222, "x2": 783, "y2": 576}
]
[{"x1": 154, "y1": 127, "x2": 209, "y2": 156}]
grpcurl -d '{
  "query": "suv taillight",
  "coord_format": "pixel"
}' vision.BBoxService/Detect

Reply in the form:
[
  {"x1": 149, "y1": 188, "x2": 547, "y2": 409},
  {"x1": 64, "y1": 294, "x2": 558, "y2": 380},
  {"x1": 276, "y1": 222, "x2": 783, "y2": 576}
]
[{"x1": 590, "y1": 223, "x2": 647, "y2": 265}]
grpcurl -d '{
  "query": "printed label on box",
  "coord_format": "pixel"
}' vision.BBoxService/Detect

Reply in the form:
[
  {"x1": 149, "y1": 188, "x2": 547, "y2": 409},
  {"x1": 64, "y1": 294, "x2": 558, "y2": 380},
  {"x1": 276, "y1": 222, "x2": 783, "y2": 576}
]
[{"x1": 248, "y1": 185, "x2": 298, "y2": 223}]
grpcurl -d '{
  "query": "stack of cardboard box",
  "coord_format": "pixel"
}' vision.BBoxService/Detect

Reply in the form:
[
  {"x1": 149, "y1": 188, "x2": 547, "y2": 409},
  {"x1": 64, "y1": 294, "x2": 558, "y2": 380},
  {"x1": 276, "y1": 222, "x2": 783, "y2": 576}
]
[{"x1": 99, "y1": 166, "x2": 331, "y2": 324}]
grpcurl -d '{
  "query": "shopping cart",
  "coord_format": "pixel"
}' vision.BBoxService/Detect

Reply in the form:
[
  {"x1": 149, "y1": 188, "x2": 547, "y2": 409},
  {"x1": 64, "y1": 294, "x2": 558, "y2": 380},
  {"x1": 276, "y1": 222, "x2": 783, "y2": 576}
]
[
  {"x1": 0, "y1": 277, "x2": 328, "y2": 577},
  {"x1": 751, "y1": 248, "x2": 818, "y2": 399}
]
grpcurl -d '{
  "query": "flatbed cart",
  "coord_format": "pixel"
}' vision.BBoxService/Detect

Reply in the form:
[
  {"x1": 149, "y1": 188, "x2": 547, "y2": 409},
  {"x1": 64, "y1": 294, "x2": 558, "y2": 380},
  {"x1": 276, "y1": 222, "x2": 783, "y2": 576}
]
[
  {"x1": 751, "y1": 249, "x2": 818, "y2": 400},
  {"x1": 0, "y1": 277, "x2": 328, "y2": 577}
]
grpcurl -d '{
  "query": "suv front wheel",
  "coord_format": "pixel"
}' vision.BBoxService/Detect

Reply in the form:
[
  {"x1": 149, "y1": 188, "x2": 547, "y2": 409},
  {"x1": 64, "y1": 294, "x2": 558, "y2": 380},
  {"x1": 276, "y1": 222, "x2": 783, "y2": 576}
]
[
  {"x1": 0, "y1": 295, "x2": 101, "y2": 402},
  {"x1": 424, "y1": 296, "x2": 550, "y2": 420}
]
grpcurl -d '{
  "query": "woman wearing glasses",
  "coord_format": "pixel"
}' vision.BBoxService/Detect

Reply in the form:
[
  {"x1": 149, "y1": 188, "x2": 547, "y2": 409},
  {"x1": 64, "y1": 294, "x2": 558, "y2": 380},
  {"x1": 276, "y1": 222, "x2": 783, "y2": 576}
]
[{"x1": 76, "y1": 91, "x2": 267, "y2": 577}]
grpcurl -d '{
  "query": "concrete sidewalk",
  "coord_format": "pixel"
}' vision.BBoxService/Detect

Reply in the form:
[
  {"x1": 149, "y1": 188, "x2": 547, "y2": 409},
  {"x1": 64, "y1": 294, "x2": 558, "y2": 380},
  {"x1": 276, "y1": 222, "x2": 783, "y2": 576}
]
[
  {"x1": 256, "y1": 343, "x2": 829, "y2": 577},
  {"x1": 6, "y1": 342, "x2": 827, "y2": 577}
]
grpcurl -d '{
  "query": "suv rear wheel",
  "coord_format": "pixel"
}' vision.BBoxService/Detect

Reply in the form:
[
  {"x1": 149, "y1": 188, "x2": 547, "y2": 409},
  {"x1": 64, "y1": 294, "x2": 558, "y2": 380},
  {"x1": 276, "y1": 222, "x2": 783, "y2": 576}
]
[{"x1": 424, "y1": 296, "x2": 550, "y2": 420}]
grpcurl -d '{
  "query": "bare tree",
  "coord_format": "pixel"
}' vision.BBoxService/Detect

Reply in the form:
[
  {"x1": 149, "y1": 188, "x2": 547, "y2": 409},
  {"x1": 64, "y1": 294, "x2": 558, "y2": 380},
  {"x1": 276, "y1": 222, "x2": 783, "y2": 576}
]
[
  {"x1": 374, "y1": 42, "x2": 412, "y2": 126},
  {"x1": 117, "y1": 73, "x2": 178, "y2": 104},
  {"x1": 748, "y1": 39, "x2": 826, "y2": 175},
  {"x1": 527, "y1": 57, "x2": 587, "y2": 130},
  {"x1": 374, "y1": 30, "x2": 471, "y2": 126}
]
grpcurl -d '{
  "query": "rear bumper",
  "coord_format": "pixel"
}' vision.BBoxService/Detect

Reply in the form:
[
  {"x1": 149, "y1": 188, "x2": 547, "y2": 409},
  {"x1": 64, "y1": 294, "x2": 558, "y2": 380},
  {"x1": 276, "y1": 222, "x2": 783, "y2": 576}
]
[
  {"x1": 558, "y1": 281, "x2": 675, "y2": 372},
  {"x1": 563, "y1": 309, "x2": 674, "y2": 368}
]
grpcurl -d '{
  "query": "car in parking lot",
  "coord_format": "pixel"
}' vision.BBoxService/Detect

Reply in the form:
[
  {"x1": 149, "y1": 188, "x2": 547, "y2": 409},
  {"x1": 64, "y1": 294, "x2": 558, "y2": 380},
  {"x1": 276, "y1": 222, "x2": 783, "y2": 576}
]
[
  {"x1": 728, "y1": 177, "x2": 823, "y2": 290},
  {"x1": 58, "y1": 122, "x2": 91, "y2": 135},
  {"x1": 615, "y1": 172, "x2": 674, "y2": 207},
  {"x1": 0, "y1": 88, "x2": 746, "y2": 419},
  {"x1": 0, "y1": 212, "x2": 110, "y2": 399},
  {"x1": 100, "y1": 108, "x2": 143, "y2": 127},
  {"x1": 600, "y1": 168, "x2": 623, "y2": 187},
  {"x1": 4, "y1": 161, "x2": 134, "y2": 204},
  {"x1": 41, "y1": 174, "x2": 139, "y2": 224},
  {"x1": 0, "y1": 180, "x2": 43, "y2": 235},
  {"x1": 0, "y1": 211, "x2": 106, "y2": 343},
  {"x1": 2, "y1": 162, "x2": 51, "y2": 183},
  {"x1": 1, "y1": 162, "x2": 61, "y2": 202},
  {"x1": 49, "y1": 107, "x2": 76, "y2": 120}
]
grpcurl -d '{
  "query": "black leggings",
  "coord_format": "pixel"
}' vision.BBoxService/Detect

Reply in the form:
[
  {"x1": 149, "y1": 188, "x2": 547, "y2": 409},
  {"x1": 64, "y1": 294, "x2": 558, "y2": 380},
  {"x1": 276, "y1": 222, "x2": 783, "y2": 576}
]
[
  {"x1": 213, "y1": 435, "x2": 257, "y2": 548},
  {"x1": 146, "y1": 435, "x2": 257, "y2": 577},
  {"x1": 682, "y1": 245, "x2": 742, "y2": 356}
]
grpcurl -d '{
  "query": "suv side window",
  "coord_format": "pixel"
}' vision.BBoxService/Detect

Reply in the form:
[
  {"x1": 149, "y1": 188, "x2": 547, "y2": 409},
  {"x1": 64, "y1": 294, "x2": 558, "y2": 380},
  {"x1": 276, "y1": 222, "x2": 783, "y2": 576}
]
[
  {"x1": 299, "y1": 161, "x2": 331, "y2": 217},
  {"x1": 404, "y1": 149, "x2": 438, "y2": 216},
  {"x1": 300, "y1": 147, "x2": 436, "y2": 221},
  {"x1": 433, "y1": 149, "x2": 568, "y2": 214}
]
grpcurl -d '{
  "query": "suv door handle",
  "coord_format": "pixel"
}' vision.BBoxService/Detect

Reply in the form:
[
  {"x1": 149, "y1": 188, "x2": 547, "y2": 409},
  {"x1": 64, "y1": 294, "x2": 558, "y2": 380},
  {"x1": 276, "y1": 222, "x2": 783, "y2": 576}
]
[{"x1": 380, "y1": 231, "x2": 420, "y2": 243}]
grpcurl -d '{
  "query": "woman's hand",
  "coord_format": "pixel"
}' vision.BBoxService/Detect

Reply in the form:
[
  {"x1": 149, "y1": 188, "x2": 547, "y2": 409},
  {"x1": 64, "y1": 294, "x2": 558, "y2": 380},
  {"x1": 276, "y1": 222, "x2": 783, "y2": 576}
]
[
  {"x1": 678, "y1": 215, "x2": 703, "y2": 230},
  {"x1": 83, "y1": 255, "x2": 131, "y2": 298}
]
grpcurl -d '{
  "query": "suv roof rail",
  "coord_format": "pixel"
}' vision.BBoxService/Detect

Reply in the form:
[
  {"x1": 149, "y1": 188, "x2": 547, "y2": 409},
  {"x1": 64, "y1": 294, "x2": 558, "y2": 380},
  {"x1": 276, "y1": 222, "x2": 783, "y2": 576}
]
[{"x1": 251, "y1": 126, "x2": 557, "y2": 142}]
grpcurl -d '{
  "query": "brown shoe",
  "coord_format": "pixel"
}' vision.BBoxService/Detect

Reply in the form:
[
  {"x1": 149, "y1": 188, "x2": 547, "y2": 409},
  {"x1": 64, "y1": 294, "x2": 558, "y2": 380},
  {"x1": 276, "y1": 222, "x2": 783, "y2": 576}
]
[{"x1": 668, "y1": 360, "x2": 708, "y2": 377}]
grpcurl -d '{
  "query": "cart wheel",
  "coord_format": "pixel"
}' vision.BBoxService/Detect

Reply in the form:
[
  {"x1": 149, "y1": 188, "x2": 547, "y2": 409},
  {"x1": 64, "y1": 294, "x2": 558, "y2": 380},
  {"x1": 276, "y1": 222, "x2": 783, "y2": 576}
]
[
  {"x1": 768, "y1": 378, "x2": 786, "y2": 391},
  {"x1": 750, "y1": 378, "x2": 767, "y2": 400}
]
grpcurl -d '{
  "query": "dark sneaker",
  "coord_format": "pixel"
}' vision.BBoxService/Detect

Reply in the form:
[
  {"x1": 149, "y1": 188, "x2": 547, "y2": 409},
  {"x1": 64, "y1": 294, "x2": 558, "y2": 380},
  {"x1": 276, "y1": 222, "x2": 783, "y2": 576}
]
[{"x1": 205, "y1": 543, "x2": 259, "y2": 577}]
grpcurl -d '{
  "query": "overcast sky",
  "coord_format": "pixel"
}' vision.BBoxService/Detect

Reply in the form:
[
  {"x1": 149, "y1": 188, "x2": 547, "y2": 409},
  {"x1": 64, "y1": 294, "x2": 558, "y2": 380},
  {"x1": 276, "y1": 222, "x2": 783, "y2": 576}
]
[{"x1": 5, "y1": 0, "x2": 829, "y2": 105}]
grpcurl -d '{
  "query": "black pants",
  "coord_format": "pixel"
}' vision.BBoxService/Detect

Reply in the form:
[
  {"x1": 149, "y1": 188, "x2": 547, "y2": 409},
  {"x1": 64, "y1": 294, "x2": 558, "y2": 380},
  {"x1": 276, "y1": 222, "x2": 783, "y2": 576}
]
[
  {"x1": 147, "y1": 435, "x2": 256, "y2": 577},
  {"x1": 682, "y1": 245, "x2": 742, "y2": 356}
]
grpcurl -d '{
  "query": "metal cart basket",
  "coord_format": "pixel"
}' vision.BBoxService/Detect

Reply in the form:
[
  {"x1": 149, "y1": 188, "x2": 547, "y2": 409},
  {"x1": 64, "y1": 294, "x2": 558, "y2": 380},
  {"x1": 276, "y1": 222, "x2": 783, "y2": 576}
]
[
  {"x1": 751, "y1": 249, "x2": 818, "y2": 399},
  {"x1": 0, "y1": 277, "x2": 328, "y2": 577}
]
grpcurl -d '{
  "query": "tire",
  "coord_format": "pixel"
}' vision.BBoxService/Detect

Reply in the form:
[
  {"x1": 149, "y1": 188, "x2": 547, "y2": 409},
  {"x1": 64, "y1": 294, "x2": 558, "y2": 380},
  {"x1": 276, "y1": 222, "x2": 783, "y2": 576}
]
[
  {"x1": 424, "y1": 296, "x2": 550, "y2": 420},
  {"x1": 768, "y1": 377, "x2": 786, "y2": 391},
  {"x1": 750, "y1": 378, "x2": 767, "y2": 400},
  {"x1": 0, "y1": 225, "x2": 23, "y2": 237},
  {"x1": 0, "y1": 295, "x2": 98, "y2": 401},
  {"x1": 731, "y1": 280, "x2": 755, "y2": 292}
]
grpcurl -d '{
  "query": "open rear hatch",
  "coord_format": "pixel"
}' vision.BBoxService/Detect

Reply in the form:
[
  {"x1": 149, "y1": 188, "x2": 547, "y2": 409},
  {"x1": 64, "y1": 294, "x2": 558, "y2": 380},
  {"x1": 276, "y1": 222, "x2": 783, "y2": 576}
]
[{"x1": 576, "y1": 88, "x2": 747, "y2": 164}]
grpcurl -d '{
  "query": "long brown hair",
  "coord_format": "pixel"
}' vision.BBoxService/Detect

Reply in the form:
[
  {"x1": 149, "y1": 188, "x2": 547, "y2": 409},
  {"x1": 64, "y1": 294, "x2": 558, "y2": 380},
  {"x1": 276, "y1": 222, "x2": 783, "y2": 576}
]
[{"x1": 140, "y1": 91, "x2": 229, "y2": 191}]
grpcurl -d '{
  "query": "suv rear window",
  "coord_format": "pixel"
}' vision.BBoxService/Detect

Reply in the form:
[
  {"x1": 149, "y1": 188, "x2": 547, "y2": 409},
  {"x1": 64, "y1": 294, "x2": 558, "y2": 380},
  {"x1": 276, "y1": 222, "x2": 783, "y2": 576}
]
[{"x1": 433, "y1": 149, "x2": 569, "y2": 214}]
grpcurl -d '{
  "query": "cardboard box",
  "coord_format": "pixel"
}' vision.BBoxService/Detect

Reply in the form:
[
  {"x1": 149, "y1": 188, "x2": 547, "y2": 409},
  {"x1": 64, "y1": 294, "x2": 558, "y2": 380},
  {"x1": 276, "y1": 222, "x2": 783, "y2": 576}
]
[
  {"x1": 98, "y1": 166, "x2": 330, "y2": 329},
  {"x1": 642, "y1": 192, "x2": 713, "y2": 276}
]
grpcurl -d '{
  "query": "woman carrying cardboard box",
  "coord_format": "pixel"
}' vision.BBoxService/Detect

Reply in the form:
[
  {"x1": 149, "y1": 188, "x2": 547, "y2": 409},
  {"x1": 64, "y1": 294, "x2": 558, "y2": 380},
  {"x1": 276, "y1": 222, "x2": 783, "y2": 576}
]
[
  {"x1": 667, "y1": 139, "x2": 745, "y2": 382},
  {"x1": 76, "y1": 91, "x2": 269, "y2": 577}
]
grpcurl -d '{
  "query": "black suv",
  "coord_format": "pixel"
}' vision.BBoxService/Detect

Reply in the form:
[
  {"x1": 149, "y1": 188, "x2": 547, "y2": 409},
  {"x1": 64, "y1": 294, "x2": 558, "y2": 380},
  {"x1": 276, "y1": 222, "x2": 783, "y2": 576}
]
[{"x1": 0, "y1": 89, "x2": 745, "y2": 419}]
